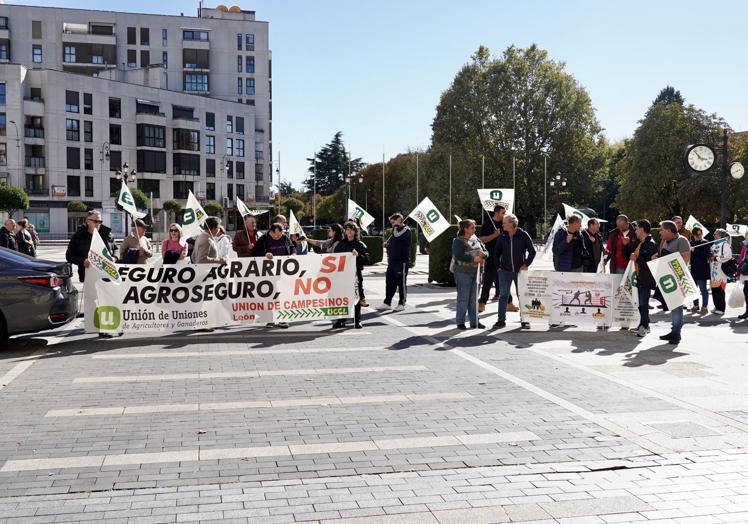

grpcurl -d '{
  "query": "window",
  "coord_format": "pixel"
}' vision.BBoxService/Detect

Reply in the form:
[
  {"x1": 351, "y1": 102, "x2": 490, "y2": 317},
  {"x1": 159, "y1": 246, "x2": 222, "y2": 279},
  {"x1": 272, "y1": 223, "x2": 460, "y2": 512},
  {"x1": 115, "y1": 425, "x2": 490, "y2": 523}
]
[
  {"x1": 65, "y1": 91, "x2": 79, "y2": 113},
  {"x1": 109, "y1": 97, "x2": 121, "y2": 118},
  {"x1": 32, "y1": 45, "x2": 42, "y2": 63},
  {"x1": 226, "y1": 161, "x2": 233, "y2": 178},
  {"x1": 183, "y1": 30, "x2": 209, "y2": 41},
  {"x1": 237, "y1": 78, "x2": 242, "y2": 95},
  {"x1": 91, "y1": 25, "x2": 113, "y2": 35},
  {"x1": 136, "y1": 124, "x2": 165, "y2": 148},
  {"x1": 0, "y1": 143, "x2": 6, "y2": 165},
  {"x1": 109, "y1": 149, "x2": 121, "y2": 171},
  {"x1": 109, "y1": 124, "x2": 121, "y2": 145},
  {"x1": 136, "y1": 150, "x2": 166, "y2": 173},
  {"x1": 162, "y1": 51, "x2": 168, "y2": 68},
  {"x1": 206, "y1": 182, "x2": 215, "y2": 200},
  {"x1": 92, "y1": 54, "x2": 104, "y2": 64},
  {"x1": 183, "y1": 48, "x2": 209, "y2": 69},
  {"x1": 236, "y1": 139, "x2": 245, "y2": 157},
  {"x1": 183, "y1": 73, "x2": 208, "y2": 92},
  {"x1": 127, "y1": 49, "x2": 136, "y2": 68},
  {"x1": 205, "y1": 135, "x2": 215, "y2": 154},
  {"x1": 205, "y1": 112, "x2": 215, "y2": 131},
  {"x1": 173, "y1": 180, "x2": 194, "y2": 199},
  {"x1": 226, "y1": 137, "x2": 233, "y2": 156},
  {"x1": 127, "y1": 27, "x2": 136, "y2": 45},
  {"x1": 140, "y1": 27, "x2": 149, "y2": 45},
  {"x1": 236, "y1": 116, "x2": 244, "y2": 134},
  {"x1": 83, "y1": 121, "x2": 92, "y2": 142},
  {"x1": 29, "y1": 87, "x2": 41, "y2": 101},
  {"x1": 63, "y1": 45, "x2": 76, "y2": 63},
  {"x1": 137, "y1": 178, "x2": 160, "y2": 198},
  {"x1": 84, "y1": 175, "x2": 93, "y2": 196},
  {"x1": 246, "y1": 33, "x2": 254, "y2": 51},
  {"x1": 0, "y1": 113, "x2": 5, "y2": 136},
  {"x1": 246, "y1": 78, "x2": 255, "y2": 96},
  {"x1": 172, "y1": 105, "x2": 194, "y2": 119},
  {"x1": 140, "y1": 50, "x2": 150, "y2": 67},
  {"x1": 206, "y1": 158, "x2": 215, "y2": 177},
  {"x1": 173, "y1": 153, "x2": 200, "y2": 176},
  {"x1": 66, "y1": 119, "x2": 80, "y2": 141},
  {"x1": 227, "y1": 183, "x2": 234, "y2": 200},
  {"x1": 245, "y1": 56, "x2": 254, "y2": 73},
  {"x1": 0, "y1": 42, "x2": 8, "y2": 61},
  {"x1": 83, "y1": 93, "x2": 92, "y2": 115},
  {"x1": 136, "y1": 101, "x2": 160, "y2": 114},
  {"x1": 66, "y1": 147, "x2": 80, "y2": 170},
  {"x1": 84, "y1": 148, "x2": 93, "y2": 170},
  {"x1": 0, "y1": 17, "x2": 8, "y2": 30},
  {"x1": 236, "y1": 161, "x2": 245, "y2": 179},
  {"x1": 255, "y1": 141, "x2": 264, "y2": 161},
  {"x1": 0, "y1": 84, "x2": 4, "y2": 105},
  {"x1": 236, "y1": 183, "x2": 245, "y2": 200},
  {"x1": 32, "y1": 20, "x2": 42, "y2": 39},
  {"x1": 109, "y1": 178, "x2": 120, "y2": 197},
  {"x1": 67, "y1": 175, "x2": 80, "y2": 197},
  {"x1": 255, "y1": 163, "x2": 263, "y2": 180},
  {"x1": 237, "y1": 55, "x2": 242, "y2": 72},
  {"x1": 162, "y1": 28, "x2": 167, "y2": 42},
  {"x1": 226, "y1": 115, "x2": 233, "y2": 133},
  {"x1": 173, "y1": 129, "x2": 200, "y2": 151}
]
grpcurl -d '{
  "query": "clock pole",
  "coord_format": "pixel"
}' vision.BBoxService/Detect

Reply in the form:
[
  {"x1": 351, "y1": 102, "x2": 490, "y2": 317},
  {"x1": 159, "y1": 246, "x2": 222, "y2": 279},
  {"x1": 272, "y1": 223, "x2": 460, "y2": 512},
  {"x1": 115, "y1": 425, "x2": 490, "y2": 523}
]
[{"x1": 720, "y1": 129, "x2": 728, "y2": 228}]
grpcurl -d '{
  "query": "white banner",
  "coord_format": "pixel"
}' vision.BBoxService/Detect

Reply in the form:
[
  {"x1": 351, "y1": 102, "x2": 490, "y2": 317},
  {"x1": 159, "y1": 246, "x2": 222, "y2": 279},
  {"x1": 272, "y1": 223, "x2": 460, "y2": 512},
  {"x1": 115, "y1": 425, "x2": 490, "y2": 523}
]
[
  {"x1": 288, "y1": 209, "x2": 304, "y2": 236},
  {"x1": 117, "y1": 181, "x2": 147, "y2": 219},
  {"x1": 408, "y1": 197, "x2": 450, "y2": 242},
  {"x1": 87, "y1": 230, "x2": 121, "y2": 284},
  {"x1": 84, "y1": 254, "x2": 356, "y2": 334},
  {"x1": 563, "y1": 203, "x2": 590, "y2": 228},
  {"x1": 647, "y1": 252, "x2": 699, "y2": 310},
  {"x1": 685, "y1": 215, "x2": 710, "y2": 238},
  {"x1": 182, "y1": 190, "x2": 207, "y2": 238},
  {"x1": 347, "y1": 199, "x2": 375, "y2": 230},
  {"x1": 619, "y1": 260, "x2": 638, "y2": 307},
  {"x1": 477, "y1": 188, "x2": 514, "y2": 214},
  {"x1": 727, "y1": 223, "x2": 748, "y2": 237}
]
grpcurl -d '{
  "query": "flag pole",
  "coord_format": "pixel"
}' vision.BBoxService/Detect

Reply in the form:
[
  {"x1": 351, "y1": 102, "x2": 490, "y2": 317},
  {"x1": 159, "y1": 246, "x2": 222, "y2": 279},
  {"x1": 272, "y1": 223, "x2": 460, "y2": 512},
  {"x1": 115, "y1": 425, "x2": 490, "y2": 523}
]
[
  {"x1": 312, "y1": 151, "x2": 317, "y2": 230},
  {"x1": 448, "y1": 153, "x2": 452, "y2": 220},
  {"x1": 382, "y1": 150, "x2": 385, "y2": 239},
  {"x1": 415, "y1": 153, "x2": 419, "y2": 206}
]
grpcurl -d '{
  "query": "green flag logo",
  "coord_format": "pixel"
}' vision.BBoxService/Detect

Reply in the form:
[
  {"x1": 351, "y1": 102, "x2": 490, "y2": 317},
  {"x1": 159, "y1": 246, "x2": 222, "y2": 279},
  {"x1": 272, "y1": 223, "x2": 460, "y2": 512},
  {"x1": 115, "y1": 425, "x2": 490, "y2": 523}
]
[
  {"x1": 426, "y1": 209, "x2": 439, "y2": 223},
  {"x1": 659, "y1": 274, "x2": 677, "y2": 294},
  {"x1": 490, "y1": 190, "x2": 503, "y2": 200},
  {"x1": 183, "y1": 208, "x2": 196, "y2": 225},
  {"x1": 353, "y1": 207, "x2": 364, "y2": 219},
  {"x1": 94, "y1": 306, "x2": 121, "y2": 330},
  {"x1": 120, "y1": 192, "x2": 134, "y2": 206}
]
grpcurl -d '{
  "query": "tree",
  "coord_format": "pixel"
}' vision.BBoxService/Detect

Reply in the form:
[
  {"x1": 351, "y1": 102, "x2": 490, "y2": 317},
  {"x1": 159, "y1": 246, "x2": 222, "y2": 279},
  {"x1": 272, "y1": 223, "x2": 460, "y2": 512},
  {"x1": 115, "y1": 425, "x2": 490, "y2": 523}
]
[
  {"x1": 204, "y1": 201, "x2": 224, "y2": 217},
  {"x1": 315, "y1": 188, "x2": 346, "y2": 224},
  {"x1": 652, "y1": 85, "x2": 684, "y2": 107},
  {"x1": 277, "y1": 181, "x2": 296, "y2": 196},
  {"x1": 162, "y1": 199, "x2": 183, "y2": 224},
  {"x1": 430, "y1": 45, "x2": 606, "y2": 235},
  {"x1": 0, "y1": 186, "x2": 30, "y2": 216},
  {"x1": 303, "y1": 132, "x2": 365, "y2": 195},
  {"x1": 67, "y1": 200, "x2": 88, "y2": 213},
  {"x1": 129, "y1": 187, "x2": 150, "y2": 210},
  {"x1": 282, "y1": 197, "x2": 304, "y2": 217}
]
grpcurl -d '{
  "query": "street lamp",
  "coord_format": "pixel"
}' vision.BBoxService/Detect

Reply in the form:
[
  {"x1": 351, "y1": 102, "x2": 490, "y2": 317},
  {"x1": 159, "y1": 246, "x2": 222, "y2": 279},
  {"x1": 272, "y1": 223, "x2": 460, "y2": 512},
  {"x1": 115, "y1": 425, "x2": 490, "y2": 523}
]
[
  {"x1": 549, "y1": 174, "x2": 567, "y2": 219},
  {"x1": 8, "y1": 120, "x2": 19, "y2": 187}
]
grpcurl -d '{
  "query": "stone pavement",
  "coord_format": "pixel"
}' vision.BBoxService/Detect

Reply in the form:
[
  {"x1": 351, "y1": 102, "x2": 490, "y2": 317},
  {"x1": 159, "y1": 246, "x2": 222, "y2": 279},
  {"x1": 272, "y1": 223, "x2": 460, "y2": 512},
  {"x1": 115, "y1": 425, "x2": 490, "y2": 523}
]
[{"x1": 0, "y1": 245, "x2": 747, "y2": 523}]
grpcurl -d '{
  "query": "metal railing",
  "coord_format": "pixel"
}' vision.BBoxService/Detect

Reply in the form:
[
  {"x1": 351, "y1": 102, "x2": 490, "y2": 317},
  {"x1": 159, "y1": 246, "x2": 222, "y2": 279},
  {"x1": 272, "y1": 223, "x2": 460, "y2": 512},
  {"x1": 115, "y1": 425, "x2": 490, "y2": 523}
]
[
  {"x1": 24, "y1": 127, "x2": 44, "y2": 139},
  {"x1": 25, "y1": 186, "x2": 48, "y2": 195},
  {"x1": 25, "y1": 156, "x2": 45, "y2": 168}
]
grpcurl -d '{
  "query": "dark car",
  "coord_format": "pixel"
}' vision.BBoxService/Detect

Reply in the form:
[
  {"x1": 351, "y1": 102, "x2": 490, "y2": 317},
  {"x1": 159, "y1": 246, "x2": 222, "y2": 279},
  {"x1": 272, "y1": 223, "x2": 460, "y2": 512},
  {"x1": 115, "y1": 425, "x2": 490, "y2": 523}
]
[{"x1": 0, "y1": 247, "x2": 78, "y2": 339}]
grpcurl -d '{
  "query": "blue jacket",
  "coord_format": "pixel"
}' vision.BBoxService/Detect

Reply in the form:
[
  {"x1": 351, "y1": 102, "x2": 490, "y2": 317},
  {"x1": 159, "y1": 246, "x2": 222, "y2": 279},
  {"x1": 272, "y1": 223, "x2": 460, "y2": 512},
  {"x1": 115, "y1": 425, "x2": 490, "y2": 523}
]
[
  {"x1": 493, "y1": 228, "x2": 536, "y2": 272},
  {"x1": 386, "y1": 226, "x2": 411, "y2": 267},
  {"x1": 552, "y1": 226, "x2": 582, "y2": 271}
]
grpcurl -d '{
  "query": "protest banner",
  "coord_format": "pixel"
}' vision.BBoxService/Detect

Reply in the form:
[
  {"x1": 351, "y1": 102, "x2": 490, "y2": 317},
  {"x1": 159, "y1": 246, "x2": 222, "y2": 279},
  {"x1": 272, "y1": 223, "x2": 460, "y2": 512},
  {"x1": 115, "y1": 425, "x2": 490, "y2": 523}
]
[
  {"x1": 288, "y1": 209, "x2": 304, "y2": 236},
  {"x1": 408, "y1": 197, "x2": 450, "y2": 242},
  {"x1": 477, "y1": 188, "x2": 514, "y2": 214},
  {"x1": 612, "y1": 273, "x2": 639, "y2": 328},
  {"x1": 686, "y1": 215, "x2": 710, "y2": 237},
  {"x1": 518, "y1": 271, "x2": 552, "y2": 323},
  {"x1": 347, "y1": 199, "x2": 375, "y2": 230},
  {"x1": 84, "y1": 254, "x2": 356, "y2": 334},
  {"x1": 619, "y1": 260, "x2": 638, "y2": 307},
  {"x1": 727, "y1": 223, "x2": 748, "y2": 237},
  {"x1": 87, "y1": 230, "x2": 121, "y2": 284},
  {"x1": 117, "y1": 181, "x2": 147, "y2": 220},
  {"x1": 647, "y1": 252, "x2": 699, "y2": 310},
  {"x1": 182, "y1": 190, "x2": 208, "y2": 238}
]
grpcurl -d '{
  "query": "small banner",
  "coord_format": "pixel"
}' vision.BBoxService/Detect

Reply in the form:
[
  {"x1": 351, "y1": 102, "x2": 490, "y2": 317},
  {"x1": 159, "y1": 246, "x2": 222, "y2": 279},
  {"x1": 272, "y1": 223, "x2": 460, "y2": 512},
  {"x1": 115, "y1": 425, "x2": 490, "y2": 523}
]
[
  {"x1": 647, "y1": 252, "x2": 699, "y2": 310},
  {"x1": 288, "y1": 209, "x2": 304, "y2": 236},
  {"x1": 477, "y1": 188, "x2": 514, "y2": 214},
  {"x1": 236, "y1": 196, "x2": 252, "y2": 217},
  {"x1": 87, "y1": 230, "x2": 121, "y2": 284},
  {"x1": 685, "y1": 215, "x2": 710, "y2": 238},
  {"x1": 117, "y1": 181, "x2": 147, "y2": 219},
  {"x1": 408, "y1": 197, "x2": 450, "y2": 242},
  {"x1": 726, "y1": 223, "x2": 748, "y2": 237},
  {"x1": 619, "y1": 260, "x2": 639, "y2": 307},
  {"x1": 347, "y1": 199, "x2": 375, "y2": 230},
  {"x1": 182, "y1": 190, "x2": 208, "y2": 238}
]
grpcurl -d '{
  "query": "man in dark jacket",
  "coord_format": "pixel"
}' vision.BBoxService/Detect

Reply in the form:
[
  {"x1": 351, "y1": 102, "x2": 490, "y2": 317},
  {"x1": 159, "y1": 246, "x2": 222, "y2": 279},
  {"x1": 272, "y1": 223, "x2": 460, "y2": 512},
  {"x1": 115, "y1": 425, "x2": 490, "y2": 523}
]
[
  {"x1": 379, "y1": 213, "x2": 411, "y2": 312},
  {"x1": 493, "y1": 214, "x2": 536, "y2": 329},
  {"x1": 65, "y1": 210, "x2": 117, "y2": 283},
  {"x1": 478, "y1": 205, "x2": 516, "y2": 313},
  {"x1": 0, "y1": 218, "x2": 17, "y2": 251},
  {"x1": 581, "y1": 218, "x2": 604, "y2": 273},
  {"x1": 630, "y1": 219, "x2": 658, "y2": 338},
  {"x1": 606, "y1": 214, "x2": 635, "y2": 274},
  {"x1": 552, "y1": 216, "x2": 583, "y2": 272}
]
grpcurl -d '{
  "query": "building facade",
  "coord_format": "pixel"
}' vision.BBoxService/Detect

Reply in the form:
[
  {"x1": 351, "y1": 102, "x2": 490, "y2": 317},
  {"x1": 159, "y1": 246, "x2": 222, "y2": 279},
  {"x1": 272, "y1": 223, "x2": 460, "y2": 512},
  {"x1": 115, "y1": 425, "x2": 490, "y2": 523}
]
[{"x1": 0, "y1": 4, "x2": 272, "y2": 237}]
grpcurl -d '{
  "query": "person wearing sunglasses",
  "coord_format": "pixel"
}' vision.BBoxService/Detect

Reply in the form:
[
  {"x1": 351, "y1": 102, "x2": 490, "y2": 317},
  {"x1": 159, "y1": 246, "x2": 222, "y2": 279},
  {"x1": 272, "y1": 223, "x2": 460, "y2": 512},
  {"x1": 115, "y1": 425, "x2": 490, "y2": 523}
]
[
  {"x1": 66, "y1": 210, "x2": 117, "y2": 283},
  {"x1": 162, "y1": 223, "x2": 188, "y2": 264}
]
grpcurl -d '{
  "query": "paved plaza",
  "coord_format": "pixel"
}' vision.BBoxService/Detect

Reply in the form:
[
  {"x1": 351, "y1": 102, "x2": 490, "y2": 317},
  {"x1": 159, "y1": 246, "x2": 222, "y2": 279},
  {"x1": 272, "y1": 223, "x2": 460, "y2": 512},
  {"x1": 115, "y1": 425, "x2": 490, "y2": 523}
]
[{"x1": 1, "y1": 246, "x2": 748, "y2": 523}]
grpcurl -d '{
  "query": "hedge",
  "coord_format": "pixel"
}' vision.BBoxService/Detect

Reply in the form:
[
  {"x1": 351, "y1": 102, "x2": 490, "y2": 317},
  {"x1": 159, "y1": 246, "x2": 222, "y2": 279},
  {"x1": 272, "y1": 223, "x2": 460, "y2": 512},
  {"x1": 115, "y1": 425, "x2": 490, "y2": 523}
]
[
  {"x1": 385, "y1": 227, "x2": 418, "y2": 268},
  {"x1": 362, "y1": 236, "x2": 383, "y2": 265},
  {"x1": 428, "y1": 225, "x2": 458, "y2": 285}
]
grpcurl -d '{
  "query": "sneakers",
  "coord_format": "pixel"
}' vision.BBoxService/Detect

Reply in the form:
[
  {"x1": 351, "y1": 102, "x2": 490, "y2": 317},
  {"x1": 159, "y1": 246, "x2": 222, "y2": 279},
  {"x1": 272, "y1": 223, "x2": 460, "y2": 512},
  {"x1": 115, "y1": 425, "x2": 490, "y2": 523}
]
[
  {"x1": 376, "y1": 303, "x2": 391, "y2": 311},
  {"x1": 636, "y1": 325, "x2": 648, "y2": 338},
  {"x1": 276, "y1": 322, "x2": 289, "y2": 329},
  {"x1": 506, "y1": 303, "x2": 519, "y2": 313},
  {"x1": 521, "y1": 322, "x2": 530, "y2": 330},
  {"x1": 493, "y1": 320, "x2": 506, "y2": 329},
  {"x1": 711, "y1": 309, "x2": 725, "y2": 316},
  {"x1": 393, "y1": 304, "x2": 405, "y2": 312},
  {"x1": 478, "y1": 302, "x2": 486, "y2": 313},
  {"x1": 359, "y1": 299, "x2": 369, "y2": 307},
  {"x1": 354, "y1": 322, "x2": 363, "y2": 329}
]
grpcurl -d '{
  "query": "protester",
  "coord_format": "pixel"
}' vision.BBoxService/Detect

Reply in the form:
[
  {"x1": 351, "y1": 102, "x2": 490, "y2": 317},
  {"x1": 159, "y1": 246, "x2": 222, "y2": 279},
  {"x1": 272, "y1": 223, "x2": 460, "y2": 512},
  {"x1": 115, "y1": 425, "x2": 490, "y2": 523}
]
[
  {"x1": 709, "y1": 228, "x2": 733, "y2": 316},
  {"x1": 581, "y1": 218, "x2": 603, "y2": 273},
  {"x1": 28, "y1": 222, "x2": 39, "y2": 250},
  {"x1": 291, "y1": 233, "x2": 309, "y2": 255},
  {"x1": 214, "y1": 225, "x2": 235, "y2": 260},
  {"x1": 452, "y1": 219, "x2": 487, "y2": 330},
  {"x1": 493, "y1": 214, "x2": 535, "y2": 329},
  {"x1": 192, "y1": 217, "x2": 227, "y2": 265},
  {"x1": 689, "y1": 226, "x2": 710, "y2": 314},
  {"x1": 478, "y1": 205, "x2": 516, "y2": 313},
  {"x1": 606, "y1": 214, "x2": 635, "y2": 274},
  {"x1": 66, "y1": 210, "x2": 117, "y2": 282},
  {"x1": 673, "y1": 216, "x2": 692, "y2": 240},
  {"x1": 15, "y1": 219, "x2": 36, "y2": 257},
  {"x1": 306, "y1": 224, "x2": 343, "y2": 253},
  {"x1": 119, "y1": 219, "x2": 153, "y2": 264},
  {"x1": 0, "y1": 218, "x2": 17, "y2": 251},
  {"x1": 273, "y1": 214, "x2": 288, "y2": 230},
  {"x1": 379, "y1": 213, "x2": 411, "y2": 312},
  {"x1": 631, "y1": 219, "x2": 657, "y2": 337},
  {"x1": 658, "y1": 220, "x2": 691, "y2": 344},
  {"x1": 552, "y1": 216, "x2": 584, "y2": 272},
  {"x1": 161, "y1": 223, "x2": 188, "y2": 264},
  {"x1": 738, "y1": 231, "x2": 748, "y2": 320},
  {"x1": 232, "y1": 215, "x2": 261, "y2": 257},
  {"x1": 333, "y1": 221, "x2": 369, "y2": 329},
  {"x1": 253, "y1": 222, "x2": 294, "y2": 259}
]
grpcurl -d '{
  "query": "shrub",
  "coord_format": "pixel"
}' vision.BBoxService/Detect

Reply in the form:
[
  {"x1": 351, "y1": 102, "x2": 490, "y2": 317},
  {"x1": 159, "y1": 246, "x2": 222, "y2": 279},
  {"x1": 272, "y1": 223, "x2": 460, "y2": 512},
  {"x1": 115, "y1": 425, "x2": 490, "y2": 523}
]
[
  {"x1": 428, "y1": 225, "x2": 458, "y2": 285},
  {"x1": 385, "y1": 227, "x2": 418, "y2": 268},
  {"x1": 204, "y1": 201, "x2": 224, "y2": 217},
  {"x1": 67, "y1": 200, "x2": 88, "y2": 213},
  {"x1": 0, "y1": 186, "x2": 30, "y2": 216},
  {"x1": 362, "y1": 236, "x2": 383, "y2": 265}
]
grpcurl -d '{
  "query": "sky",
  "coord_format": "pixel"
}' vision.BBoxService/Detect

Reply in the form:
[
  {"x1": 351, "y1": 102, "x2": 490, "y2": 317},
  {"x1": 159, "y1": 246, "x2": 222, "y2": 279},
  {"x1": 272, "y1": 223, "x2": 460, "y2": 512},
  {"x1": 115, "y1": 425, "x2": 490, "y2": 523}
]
[{"x1": 11, "y1": 0, "x2": 748, "y2": 189}]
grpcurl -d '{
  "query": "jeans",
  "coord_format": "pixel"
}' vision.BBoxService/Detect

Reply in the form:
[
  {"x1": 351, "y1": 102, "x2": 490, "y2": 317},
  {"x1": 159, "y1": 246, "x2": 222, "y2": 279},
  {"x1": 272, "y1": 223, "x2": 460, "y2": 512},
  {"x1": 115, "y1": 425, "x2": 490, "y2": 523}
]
[
  {"x1": 671, "y1": 305, "x2": 684, "y2": 335},
  {"x1": 385, "y1": 264, "x2": 408, "y2": 305},
  {"x1": 614, "y1": 267, "x2": 626, "y2": 275},
  {"x1": 454, "y1": 270, "x2": 478, "y2": 327},
  {"x1": 637, "y1": 285, "x2": 652, "y2": 328},
  {"x1": 497, "y1": 270, "x2": 518, "y2": 322},
  {"x1": 694, "y1": 280, "x2": 708, "y2": 309}
]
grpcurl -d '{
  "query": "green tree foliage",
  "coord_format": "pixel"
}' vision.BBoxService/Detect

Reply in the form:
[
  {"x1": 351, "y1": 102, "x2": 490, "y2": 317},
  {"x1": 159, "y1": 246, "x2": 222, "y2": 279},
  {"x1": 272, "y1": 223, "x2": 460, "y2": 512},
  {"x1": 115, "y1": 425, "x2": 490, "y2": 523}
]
[
  {"x1": 315, "y1": 188, "x2": 346, "y2": 224},
  {"x1": 652, "y1": 85, "x2": 685, "y2": 107},
  {"x1": 282, "y1": 197, "x2": 304, "y2": 217},
  {"x1": 0, "y1": 186, "x2": 30, "y2": 216},
  {"x1": 304, "y1": 132, "x2": 365, "y2": 195},
  {"x1": 204, "y1": 201, "x2": 224, "y2": 217},
  {"x1": 162, "y1": 199, "x2": 183, "y2": 223},
  {"x1": 129, "y1": 187, "x2": 150, "y2": 210},
  {"x1": 277, "y1": 181, "x2": 296, "y2": 196},
  {"x1": 67, "y1": 200, "x2": 88, "y2": 213}
]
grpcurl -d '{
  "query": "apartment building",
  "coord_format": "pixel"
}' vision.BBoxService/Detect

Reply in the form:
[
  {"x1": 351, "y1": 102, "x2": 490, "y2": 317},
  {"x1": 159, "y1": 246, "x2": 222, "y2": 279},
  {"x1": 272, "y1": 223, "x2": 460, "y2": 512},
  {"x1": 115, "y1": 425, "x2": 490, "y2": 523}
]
[{"x1": 0, "y1": 4, "x2": 272, "y2": 237}]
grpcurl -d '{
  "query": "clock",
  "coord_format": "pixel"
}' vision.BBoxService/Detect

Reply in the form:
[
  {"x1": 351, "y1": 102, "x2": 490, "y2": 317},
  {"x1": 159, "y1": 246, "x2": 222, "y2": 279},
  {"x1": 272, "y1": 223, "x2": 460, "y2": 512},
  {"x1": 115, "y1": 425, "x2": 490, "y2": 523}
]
[
  {"x1": 683, "y1": 144, "x2": 716, "y2": 172},
  {"x1": 730, "y1": 162, "x2": 745, "y2": 180}
]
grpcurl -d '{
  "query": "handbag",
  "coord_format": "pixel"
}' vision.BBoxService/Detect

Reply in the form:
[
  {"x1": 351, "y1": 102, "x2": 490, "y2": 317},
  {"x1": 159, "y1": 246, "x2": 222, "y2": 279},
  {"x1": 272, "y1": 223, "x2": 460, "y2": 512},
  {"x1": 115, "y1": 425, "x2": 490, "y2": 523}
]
[
  {"x1": 739, "y1": 259, "x2": 748, "y2": 276},
  {"x1": 163, "y1": 250, "x2": 181, "y2": 264},
  {"x1": 721, "y1": 258, "x2": 738, "y2": 277}
]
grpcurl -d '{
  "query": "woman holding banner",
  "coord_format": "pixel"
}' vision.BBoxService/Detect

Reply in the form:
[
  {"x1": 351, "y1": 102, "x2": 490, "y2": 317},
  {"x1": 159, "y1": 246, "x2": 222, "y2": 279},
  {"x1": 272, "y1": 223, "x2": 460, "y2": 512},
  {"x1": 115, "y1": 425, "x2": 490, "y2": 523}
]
[
  {"x1": 709, "y1": 229, "x2": 733, "y2": 316},
  {"x1": 452, "y1": 219, "x2": 488, "y2": 330},
  {"x1": 333, "y1": 221, "x2": 369, "y2": 329}
]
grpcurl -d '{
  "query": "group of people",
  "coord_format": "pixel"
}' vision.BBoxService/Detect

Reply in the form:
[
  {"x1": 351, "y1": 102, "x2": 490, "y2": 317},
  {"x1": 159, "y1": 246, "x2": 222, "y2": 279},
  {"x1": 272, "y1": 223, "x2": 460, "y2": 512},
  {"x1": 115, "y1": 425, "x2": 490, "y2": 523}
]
[
  {"x1": 0, "y1": 218, "x2": 39, "y2": 257},
  {"x1": 452, "y1": 206, "x2": 748, "y2": 345}
]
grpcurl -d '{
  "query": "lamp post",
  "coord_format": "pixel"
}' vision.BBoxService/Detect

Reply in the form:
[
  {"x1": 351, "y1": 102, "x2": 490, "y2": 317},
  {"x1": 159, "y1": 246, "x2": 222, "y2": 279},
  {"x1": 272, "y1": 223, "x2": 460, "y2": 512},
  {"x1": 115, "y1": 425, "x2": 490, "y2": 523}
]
[
  {"x1": 549, "y1": 173, "x2": 566, "y2": 217},
  {"x1": 116, "y1": 162, "x2": 137, "y2": 236},
  {"x1": 8, "y1": 120, "x2": 20, "y2": 188}
]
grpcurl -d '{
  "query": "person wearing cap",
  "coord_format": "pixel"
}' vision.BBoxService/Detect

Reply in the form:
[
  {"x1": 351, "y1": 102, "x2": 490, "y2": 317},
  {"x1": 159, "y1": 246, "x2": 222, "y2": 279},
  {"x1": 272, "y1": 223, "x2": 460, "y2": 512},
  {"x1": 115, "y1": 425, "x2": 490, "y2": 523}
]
[{"x1": 119, "y1": 219, "x2": 153, "y2": 264}]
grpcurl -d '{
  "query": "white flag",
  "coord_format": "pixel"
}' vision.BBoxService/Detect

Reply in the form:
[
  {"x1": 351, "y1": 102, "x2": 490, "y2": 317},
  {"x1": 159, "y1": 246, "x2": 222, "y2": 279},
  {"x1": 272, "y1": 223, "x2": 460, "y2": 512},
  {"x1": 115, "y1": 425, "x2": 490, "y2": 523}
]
[
  {"x1": 727, "y1": 223, "x2": 748, "y2": 237},
  {"x1": 685, "y1": 215, "x2": 710, "y2": 238},
  {"x1": 182, "y1": 190, "x2": 207, "y2": 238},
  {"x1": 118, "y1": 181, "x2": 147, "y2": 219},
  {"x1": 477, "y1": 188, "x2": 514, "y2": 214},
  {"x1": 408, "y1": 197, "x2": 450, "y2": 242},
  {"x1": 541, "y1": 214, "x2": 564, "y2": 261},
  {"x1": 563, "y1": 203, "x2": 591, "y2": 229},
  {"x1": 647, "y1": 252, "x2": 700, "y2": 310},
  {"x1": 619, "y1": 260, "x2": 638, "y2": 307},
  {"x1": 87, "y1": 230, "x2": 121, "y2": 284},
  {"x1": 288, "y1": 209, "x2": 304, "y2": 236},
  {"x1": 236, "y1": 196, "x2": 252, "y2": 217},
  {"x1": 347, "y1": 199, "x2": 375, "y2": 230}
]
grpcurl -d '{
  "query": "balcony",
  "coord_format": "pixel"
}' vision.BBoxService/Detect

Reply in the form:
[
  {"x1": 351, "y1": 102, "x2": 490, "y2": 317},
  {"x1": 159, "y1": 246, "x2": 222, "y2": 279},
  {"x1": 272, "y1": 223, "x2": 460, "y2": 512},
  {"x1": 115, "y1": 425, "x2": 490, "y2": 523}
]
[
  {"x1": 62, "y1": 31, "x2": 116, "y2": 46},
  {"x1": 23, "y1": 98, "x2": 44, "y2": 115},
  {"x1": 25, "y1": 156, "x2": 46, "y2": 169},
  {"x1": 24, "y1": 127, "x2": 44, "y2": 139},
  {"x1": 25, "y1": 186, "x2": 48, "y2": 196}
]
